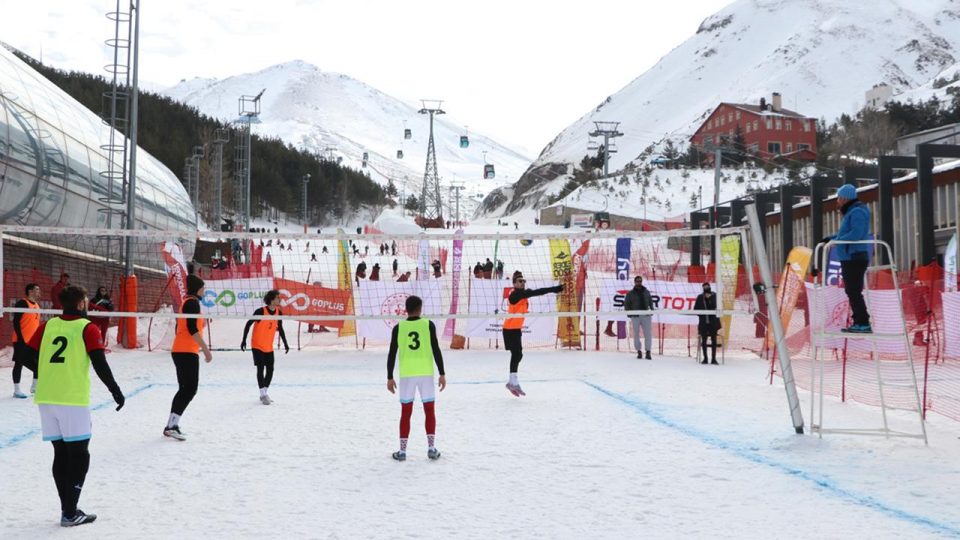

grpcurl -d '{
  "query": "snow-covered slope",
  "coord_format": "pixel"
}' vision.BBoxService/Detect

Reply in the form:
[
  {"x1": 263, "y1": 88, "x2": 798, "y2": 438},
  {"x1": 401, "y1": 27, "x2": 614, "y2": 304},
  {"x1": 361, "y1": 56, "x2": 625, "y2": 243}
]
[
  {"x1": 163, "y1": 60, "x2": 533, "y2": 212},
  {"x1": 892, "y1": 61, "x2": 960, "y2": 104},
  {"x1": 493, "y1": 0, "x2": 960, "y2": 216}
]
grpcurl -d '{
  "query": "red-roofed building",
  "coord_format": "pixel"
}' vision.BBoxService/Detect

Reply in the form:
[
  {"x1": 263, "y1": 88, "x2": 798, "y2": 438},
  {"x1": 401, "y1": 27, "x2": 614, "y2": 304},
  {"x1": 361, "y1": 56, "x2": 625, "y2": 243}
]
[{"x1": 690, "y1": 93, "x2": 817, "y2": 164}]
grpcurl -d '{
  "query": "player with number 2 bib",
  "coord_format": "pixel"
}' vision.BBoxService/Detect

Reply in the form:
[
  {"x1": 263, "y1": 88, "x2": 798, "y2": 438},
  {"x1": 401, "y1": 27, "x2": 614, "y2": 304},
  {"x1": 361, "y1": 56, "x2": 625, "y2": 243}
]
[{"x1": 25, "y1": 285, "x2": 125, "y2": 527}]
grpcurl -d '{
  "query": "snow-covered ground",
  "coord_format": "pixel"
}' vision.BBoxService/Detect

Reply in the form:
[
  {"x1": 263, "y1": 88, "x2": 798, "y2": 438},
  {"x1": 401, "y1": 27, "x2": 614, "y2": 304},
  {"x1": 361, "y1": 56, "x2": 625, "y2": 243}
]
[{"x1": 2, "y1": 348, "x2": 959, "y2": 539}]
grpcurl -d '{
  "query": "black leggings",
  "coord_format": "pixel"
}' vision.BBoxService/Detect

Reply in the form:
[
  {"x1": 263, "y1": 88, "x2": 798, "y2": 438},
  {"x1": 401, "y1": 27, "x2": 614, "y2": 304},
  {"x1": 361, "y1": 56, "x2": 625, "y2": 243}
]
[
  {"x1": 253, "y1": 350, "x2": 275, "y2": 389},
  {"x1": 503, "y1": 329, "x2": 523, "y2": 373},
  {"x1": 171, "y1": 353, "x2": 199, "y2": 416},
  {"x1": 11, "y1": 343, "x2": 37, "y2": 384},
  {"x1": 51, "y1": 439, "x2": 90, "y2": 518}
]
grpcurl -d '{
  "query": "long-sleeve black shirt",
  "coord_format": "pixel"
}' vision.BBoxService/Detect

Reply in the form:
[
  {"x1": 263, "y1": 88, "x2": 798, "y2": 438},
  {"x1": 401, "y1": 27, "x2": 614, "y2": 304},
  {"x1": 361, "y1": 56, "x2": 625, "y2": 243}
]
[
  {"x1": 241, "y1": 307, "x2": 288, "y2": 348},
  {"x1": 182, "y1": 296, "x2": 201, "y2": 335},
  {"x1": 508, "y1": 285, "x2": 562, "y2": 305},
  {"x1": 387, "y1": 317, "x2": 444, "y2": 379}
]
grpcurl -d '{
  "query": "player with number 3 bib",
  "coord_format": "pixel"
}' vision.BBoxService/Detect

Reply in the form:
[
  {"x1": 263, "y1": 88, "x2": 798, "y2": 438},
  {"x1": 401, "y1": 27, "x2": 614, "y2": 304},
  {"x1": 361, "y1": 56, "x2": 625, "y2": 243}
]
[{"x1": 386, "y1": 295, "x2": 446, "y2": 461}]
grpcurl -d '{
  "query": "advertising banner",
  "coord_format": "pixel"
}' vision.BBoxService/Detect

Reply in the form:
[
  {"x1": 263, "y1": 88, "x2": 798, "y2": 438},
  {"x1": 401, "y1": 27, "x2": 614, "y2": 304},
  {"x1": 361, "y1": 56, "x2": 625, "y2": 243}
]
[
  {"x1": 444, "y1": 232, "x2": 464, "y2": 338},
  {"x1": 464, "y1": 279, "x2": 556, "y2": 340},
  {"x1": 943, "y1": 292, "x2": 960, "y2": 358},
  {"x1": 599, "y1": 279, "x2": 708, "y2": 325},
  {"x1": 336, "y1": 229, "x2": 356, "y2": 337},
  {"x1": 615, "y1": 237, "x2": 630, "y2": 339},
  {"x1": 719, "y1": 235, "x2": 741, "y2": 343},
  {"x1": 571, "y1": 214, "x2": 594, "y2": 228},
  {"x1": 767, "y1": 247, "x2": 811, "y2": 349},
  {"x1": 273, "y1": 278, "x2": 351, "y2": 328},
  {"x1": 199, "y1": 278, "x2": 275, "y2": 315},
  {"x1": 160, "y1": 241, "x2": 189, "y2": 307},
  {"x1": 550, "y1": 239, "x2": 579, "y2": 346},
  {"x1": 356, "y1": 280, "x2": 444, "y2": 340}
]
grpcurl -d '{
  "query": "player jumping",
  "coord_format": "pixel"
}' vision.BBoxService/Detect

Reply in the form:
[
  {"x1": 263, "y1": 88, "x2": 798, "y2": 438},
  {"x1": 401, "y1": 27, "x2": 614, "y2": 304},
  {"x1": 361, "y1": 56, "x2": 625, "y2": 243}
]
[
  {"x1": 241, "y1": 289, "x2": 290, "y2": 405},
  {"x1": 387, "y1": 295, "x2": 446, "y2": 461},
  {"x1": 502, "y1": 274, "x2": 563, "y2": 397},
  {"x1": 25, "y1": 285, "x2": 125, "y2": 526},
  {"x1": 164, "y1": 275, "x2": 213, "y2": 441}
]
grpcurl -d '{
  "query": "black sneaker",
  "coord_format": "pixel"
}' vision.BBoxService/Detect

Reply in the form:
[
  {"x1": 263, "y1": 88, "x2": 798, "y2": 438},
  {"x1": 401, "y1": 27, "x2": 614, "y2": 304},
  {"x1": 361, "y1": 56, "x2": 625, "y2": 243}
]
[
  {"x1": 61, "y1": 509, "x2": 97, "y2": 527},
  {"x1": 637, "y1": 351, "x2": 642, "y2": 359},
  {"x1": 711, "y1": 360, "x2": 719, "y2": 365},
  {"x1": 645, "y1": 351, "x2": 652, "y2": 360},
  {"x1": 392, "y1": 451, "x2": 406, "y2": 461},
  {"x1": 700, "y1": 360, "x2": 708, "y2": 365}
]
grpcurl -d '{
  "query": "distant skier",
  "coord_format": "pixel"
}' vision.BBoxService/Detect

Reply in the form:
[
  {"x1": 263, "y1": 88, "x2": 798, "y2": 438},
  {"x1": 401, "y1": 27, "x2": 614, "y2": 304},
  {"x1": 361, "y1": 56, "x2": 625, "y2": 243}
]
[{"x1": 387, "y1": 295, "x2": 446, "y2": 461}]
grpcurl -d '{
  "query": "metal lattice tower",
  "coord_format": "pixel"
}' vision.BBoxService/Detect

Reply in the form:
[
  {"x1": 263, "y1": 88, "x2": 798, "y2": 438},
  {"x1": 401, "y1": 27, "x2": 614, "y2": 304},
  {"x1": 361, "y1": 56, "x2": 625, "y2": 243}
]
[
  {"x1": 588, "y1": 121, "x2": 624, "y2": 178},
  {"x1": 418, "y1": 100, "x2": 445, "y2": 226},
  {"x1": 235, "y1": 89, "x2": 264, "y2": 229},
  {"x1": 212, "y1": 128, "x2": 230, "y2": 228}
]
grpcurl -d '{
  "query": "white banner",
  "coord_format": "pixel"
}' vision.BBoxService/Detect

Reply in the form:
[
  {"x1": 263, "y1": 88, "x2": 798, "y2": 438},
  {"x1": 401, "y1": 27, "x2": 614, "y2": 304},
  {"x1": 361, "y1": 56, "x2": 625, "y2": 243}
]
[
  {"x1": 199, "y1": 278, "x2": 276, "y2": 315},
  {"x1": 598, "y1": 279, "x2": 710, "y2": 325},
  {"x1": 356, "y1": 280, "x2": 444, "y2": 340},
  {"x1": 943, "y1": 292, "x2": 960, "y2": 358},
  {"x1": 946, "y1": 234, "x2": 957, "y2": 293},
  {"x1": 463, "y1": 279, "x2": 556, "y2": 340},
  {"x1": 806, "y1": 283, "x2": 906, "y2": 353}
]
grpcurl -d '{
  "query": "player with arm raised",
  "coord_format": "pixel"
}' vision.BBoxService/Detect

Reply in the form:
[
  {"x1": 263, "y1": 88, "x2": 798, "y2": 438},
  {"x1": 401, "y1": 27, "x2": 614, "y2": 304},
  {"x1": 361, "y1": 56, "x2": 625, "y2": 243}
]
[{"x1": 502, "y1": 274, "x2": 563, "y2": 397}]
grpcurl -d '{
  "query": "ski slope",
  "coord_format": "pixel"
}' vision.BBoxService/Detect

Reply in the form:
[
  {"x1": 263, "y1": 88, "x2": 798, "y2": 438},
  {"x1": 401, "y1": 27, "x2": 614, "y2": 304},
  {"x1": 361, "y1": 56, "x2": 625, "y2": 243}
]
[{"x1": 2, "y1": 349, "x2": 960, "y2": 538}]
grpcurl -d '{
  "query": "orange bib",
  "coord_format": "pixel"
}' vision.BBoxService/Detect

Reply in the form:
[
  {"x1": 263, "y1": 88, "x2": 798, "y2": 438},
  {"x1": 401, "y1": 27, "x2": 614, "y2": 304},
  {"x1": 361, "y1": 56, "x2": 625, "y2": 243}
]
[
  {"x1": 14, "y1": 299, "x2": 40, "y2": 343},
  {"x1": 251, "y1": 308, "x2": 279, "y2": 352},
  {"x1": 172, "y1": 297, "x2": 205, "y2": 354},
  {"x1": 503, "y1": 296, "x2": 528, "y2": 330}
]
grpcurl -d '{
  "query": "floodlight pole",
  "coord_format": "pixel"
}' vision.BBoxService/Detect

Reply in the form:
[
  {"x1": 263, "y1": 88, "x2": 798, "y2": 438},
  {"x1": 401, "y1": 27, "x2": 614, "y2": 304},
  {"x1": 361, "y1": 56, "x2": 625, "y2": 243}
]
[
  {"x1": 124, "y1": 0, "x2": 141, "y2": 276},
  {"x1": 302, "y1": 173, "x2": 311, "y2": 225}
]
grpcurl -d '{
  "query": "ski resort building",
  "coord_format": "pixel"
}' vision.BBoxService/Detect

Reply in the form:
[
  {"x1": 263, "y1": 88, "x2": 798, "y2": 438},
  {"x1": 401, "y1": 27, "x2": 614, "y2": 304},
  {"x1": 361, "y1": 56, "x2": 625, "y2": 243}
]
[{"x1": 690, "y1": 93, "x2": 818, "y2": 163}]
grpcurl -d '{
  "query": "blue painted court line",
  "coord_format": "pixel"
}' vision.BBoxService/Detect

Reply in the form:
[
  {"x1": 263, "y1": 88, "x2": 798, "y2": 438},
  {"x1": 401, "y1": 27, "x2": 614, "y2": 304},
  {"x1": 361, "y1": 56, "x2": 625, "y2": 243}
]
[
  {"x1": 581, "y1": 379, "x2": 960, "y2": 538},
  {"x1": 0, "y1": 383, "x2": 155, "y2": 450}
]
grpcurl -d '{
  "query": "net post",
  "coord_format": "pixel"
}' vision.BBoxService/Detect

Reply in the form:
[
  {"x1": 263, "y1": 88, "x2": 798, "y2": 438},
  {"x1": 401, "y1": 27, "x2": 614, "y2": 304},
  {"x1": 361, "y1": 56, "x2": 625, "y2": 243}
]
[{"x1": 745, "y1": 204, "x2": 805, "y2": 434}]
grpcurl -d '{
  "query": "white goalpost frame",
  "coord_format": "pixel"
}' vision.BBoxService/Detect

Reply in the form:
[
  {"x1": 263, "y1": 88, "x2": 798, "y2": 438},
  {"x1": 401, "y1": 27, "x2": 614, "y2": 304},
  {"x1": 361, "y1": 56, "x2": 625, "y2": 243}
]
[
  {"x1": 810, "y1": 239, "x2": 928, "y2": 444},
  {"x1": 745, "y1": 204, "x2": 805, "y2": 434}
]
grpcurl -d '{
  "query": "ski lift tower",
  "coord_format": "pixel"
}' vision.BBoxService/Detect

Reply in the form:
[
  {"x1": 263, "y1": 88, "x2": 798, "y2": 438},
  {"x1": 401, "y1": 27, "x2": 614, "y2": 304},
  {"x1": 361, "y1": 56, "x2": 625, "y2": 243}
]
[
  {"x1": 235, "y1": 89, "x2": 265, "y2": 229},
  {"x1": 418, "y1": 99, "x2": 445, "y2": 228},
  {"x1": 588, "y1": 121, "x2": 624, "y2": 178}
]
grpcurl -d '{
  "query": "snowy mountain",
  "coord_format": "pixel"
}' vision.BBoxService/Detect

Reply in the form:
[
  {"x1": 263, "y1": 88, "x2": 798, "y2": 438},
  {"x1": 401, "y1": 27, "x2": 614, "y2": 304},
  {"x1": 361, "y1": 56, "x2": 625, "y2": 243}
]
[
  {"x1": 892, "y1": 61, "x2": 960, "y2": 104},
  {"x1": 162, "y1": 60, "x2": 533, "y2": 217},
  {"x1": 488, "y1": 0, "x2": 960, "y2": 216}
]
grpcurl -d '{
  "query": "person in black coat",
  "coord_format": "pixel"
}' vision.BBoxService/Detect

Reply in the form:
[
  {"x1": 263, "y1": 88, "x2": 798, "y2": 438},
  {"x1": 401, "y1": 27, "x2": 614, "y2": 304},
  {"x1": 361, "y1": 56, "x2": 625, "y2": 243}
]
[{"x1": 693, "y1": 282, "x2": 721, "y2": 365}]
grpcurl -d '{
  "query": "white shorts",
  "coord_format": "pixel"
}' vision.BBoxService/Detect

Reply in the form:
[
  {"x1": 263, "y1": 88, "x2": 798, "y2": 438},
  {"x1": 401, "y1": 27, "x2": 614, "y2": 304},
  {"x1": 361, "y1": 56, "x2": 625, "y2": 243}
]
[
  {"x1": 398, "y1": 376, "x2": 436, "y2": 404},
  {"x1": 38, "y1": 404, "x2": 92, "y2": 442}
]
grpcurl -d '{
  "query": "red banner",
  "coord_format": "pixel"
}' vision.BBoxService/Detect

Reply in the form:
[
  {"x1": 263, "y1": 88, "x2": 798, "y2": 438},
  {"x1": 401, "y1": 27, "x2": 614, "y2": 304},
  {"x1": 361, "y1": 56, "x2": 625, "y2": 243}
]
[
  {"x1": 273, "y1": 278, "x2": 351, "y2": 328},
  {"x1": 160, "y1": 241, "x2": 189, "y2": 307}
]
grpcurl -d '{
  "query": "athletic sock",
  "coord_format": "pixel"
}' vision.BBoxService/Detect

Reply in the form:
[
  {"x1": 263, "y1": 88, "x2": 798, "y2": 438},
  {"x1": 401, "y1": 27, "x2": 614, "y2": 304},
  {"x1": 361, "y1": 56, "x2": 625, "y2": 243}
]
[
  {"x1": 399, "y1": 438, "x2": 408, "y2": 453},
  {"x1": 508, "y1": 373, "x2": 518, "y2": 386},
  {"x1": 427, "y1": 434, "x2": 435, "y2": 450},
  {"x1": 13, "y1": 383, "x2": 22, "y2": 394},
  {"x1": 30, "y1": 379, "x2": 36, "y2": 393},
  {"x1": 259, "y1": 387, "x2": 267, "y2": 398},
  {"x1": 167, "y1": 413, "x2": 181, "y2": 429}
]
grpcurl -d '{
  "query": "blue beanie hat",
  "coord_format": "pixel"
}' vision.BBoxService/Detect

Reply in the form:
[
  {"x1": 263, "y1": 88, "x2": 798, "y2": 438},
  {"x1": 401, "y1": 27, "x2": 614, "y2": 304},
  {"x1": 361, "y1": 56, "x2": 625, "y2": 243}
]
[{"x1": 837, "y1": 184, "x2": 857, "y2": 200}]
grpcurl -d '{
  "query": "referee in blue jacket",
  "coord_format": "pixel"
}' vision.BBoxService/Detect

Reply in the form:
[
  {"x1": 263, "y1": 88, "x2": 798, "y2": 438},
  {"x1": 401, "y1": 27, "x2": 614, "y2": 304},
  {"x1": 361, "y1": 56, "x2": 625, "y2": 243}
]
[{"x1": 821, "y1": 184, "x2": 872, "y2": 333}]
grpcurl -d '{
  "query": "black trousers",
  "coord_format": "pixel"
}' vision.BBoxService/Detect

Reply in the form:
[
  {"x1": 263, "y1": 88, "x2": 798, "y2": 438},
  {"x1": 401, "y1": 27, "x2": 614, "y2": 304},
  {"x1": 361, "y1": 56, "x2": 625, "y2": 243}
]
[
  {"x1": 503, "y1": 329, "x2": 523, "y2": 373},
  {"x1": 840, "y1": 258, "x2": 870, "y2": 326},
  {"x1": 11, "y1": 342, "x2": 37, "y2": 384},
  {"x1": 252, "y1": 350, "x2": 275, "y2": 389},
  {"x1": 51, "y1": 439, "x2": 90, "y2": 518},
  {"x1": 171, "y1": 353, "x2": 199, "y2": 416},
  {"x1": 700, "y1": 332, "x2": 718, "y2": 362}
]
